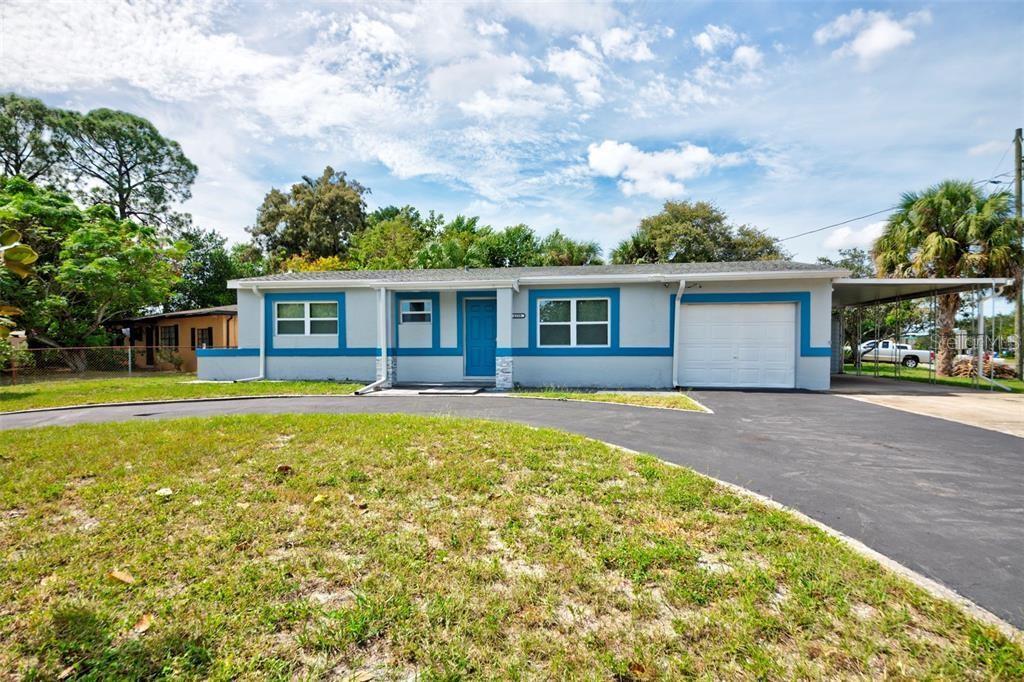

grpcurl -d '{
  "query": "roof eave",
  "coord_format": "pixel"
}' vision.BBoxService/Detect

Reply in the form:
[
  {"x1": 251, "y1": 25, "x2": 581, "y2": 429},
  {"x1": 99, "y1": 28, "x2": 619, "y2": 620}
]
[{"x1": 228, "y1": 269, "x2": 846, "y2": 290}]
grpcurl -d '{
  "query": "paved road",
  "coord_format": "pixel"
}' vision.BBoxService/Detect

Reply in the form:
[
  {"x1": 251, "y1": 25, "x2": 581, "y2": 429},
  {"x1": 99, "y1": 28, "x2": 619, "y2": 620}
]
[{"x1": 2, "y1": 391, "x2": 1022, "y2": 628}]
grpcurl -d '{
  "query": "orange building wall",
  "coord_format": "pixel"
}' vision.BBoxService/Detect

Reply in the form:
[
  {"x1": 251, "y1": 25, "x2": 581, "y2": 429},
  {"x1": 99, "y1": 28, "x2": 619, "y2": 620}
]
[{"x1": 131, "y1": 314, "x2": 238, "y2": 372}]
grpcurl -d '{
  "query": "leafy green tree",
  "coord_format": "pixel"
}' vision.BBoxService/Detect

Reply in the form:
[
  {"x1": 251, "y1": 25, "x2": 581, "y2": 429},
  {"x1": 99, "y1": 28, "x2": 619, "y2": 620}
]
[
  {"x1": 62, "y1": 108, "x2": 197, "y2": 224},
  {"x1": 609, "y1": 232, "x2": 659, "y2": 264},
  {"x1": 228, "y1": 242, "x2": 269, "y2": 279},
  {"x1": 874, "y1": 180, "x2": 1022, "y2": 375},
  {"x1": 0, "y1": 177, "x2": 184, "y2": 349},
  {"x1": 166, "y1": 225, "x2": 238, "y2": 311},
  {"x1": 278, "y1": 254, "x2": 347, "y2": 272},
  {"x1": 0, "y1": 227, "x2": 38, "y2": 337},
  {"x1": 367, "y1": 204, "x2": 443, "y2": 240},
  {"x1": 249, "y1": 166, "x2": 369, "y2": 262},
  {"x1": 415, "y1": 215, "x2": 492, "y2": 269},
  {"x1": 351, "y1": 216, "x2": 424, "y2": 269},
  {"x1": 0, "y1": 93, "x2": 70, "y2": 184},
  {"x1": 538, "y1": 229, "x2": 603, "y2": 266},
  {"x1": 476, "y1": 224, "x2": 540, "y2": 267},
  {"x1": 611, "y1": 200, "x2": 788, "y2": 264}
]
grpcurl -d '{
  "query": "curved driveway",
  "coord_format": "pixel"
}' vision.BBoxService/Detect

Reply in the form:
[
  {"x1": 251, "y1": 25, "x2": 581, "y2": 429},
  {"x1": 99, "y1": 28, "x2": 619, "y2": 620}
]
[{"x1": 2, "y1": 390, "x2": 1022, "y2": 628}]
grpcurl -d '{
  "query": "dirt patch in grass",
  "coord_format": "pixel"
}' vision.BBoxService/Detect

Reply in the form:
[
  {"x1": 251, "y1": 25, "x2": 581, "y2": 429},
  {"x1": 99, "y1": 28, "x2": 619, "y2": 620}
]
[{"x1": 0, "y1": 414, "x2": 1020, "y2": 679}]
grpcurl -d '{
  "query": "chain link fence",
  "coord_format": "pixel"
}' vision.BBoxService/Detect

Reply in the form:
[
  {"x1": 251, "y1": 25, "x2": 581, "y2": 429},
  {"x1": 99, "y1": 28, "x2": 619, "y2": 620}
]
[{"x1": 1, "y1": 346, "x2": 210, "y2": 386}]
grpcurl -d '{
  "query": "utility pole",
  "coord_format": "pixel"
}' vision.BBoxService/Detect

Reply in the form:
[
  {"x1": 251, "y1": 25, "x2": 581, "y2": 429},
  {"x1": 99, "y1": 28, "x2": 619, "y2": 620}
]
[{"x1": 1015, "y1": 128, "x2": 1022, "y2": 381}]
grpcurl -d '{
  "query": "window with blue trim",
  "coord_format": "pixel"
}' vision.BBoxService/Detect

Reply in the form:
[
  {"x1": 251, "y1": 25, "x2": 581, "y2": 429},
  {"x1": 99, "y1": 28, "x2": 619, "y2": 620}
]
[
  {"x1": 400, "y1": 299, "x2": 432, "y2": 323},
  {"x1": 275, "y1": 301, "x2": 338, "y2": 336},
  {"x1": 538, "y1": 297, "x2": 610, "y2": 347}
]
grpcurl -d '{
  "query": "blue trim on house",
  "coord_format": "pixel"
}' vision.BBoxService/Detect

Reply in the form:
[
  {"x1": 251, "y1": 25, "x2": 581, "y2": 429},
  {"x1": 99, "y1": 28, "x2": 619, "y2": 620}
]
[
  {"x1": 196, "y1": 347, "x2": 259, "y2": 357},
  {"x1": 265, "y1": 292, "x2": 346, "y2": 357},
  {"x1": 456, "y1": 291, "x2": 496, "y2": 359},
  {"x1": 527, "y1": 287, "x2": 621, "y2": 354},
  {"x1": 679, "y1": 291, "x2": 831, "y2": 357},
  {"x1": 393, "y1": 291, "x2": 441, "y2": 352}
]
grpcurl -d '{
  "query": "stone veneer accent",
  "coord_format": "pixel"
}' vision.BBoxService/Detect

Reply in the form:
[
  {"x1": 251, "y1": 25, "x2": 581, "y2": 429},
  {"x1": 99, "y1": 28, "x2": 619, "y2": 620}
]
[
  {"x1": 496, "y1": 355, "x2": 514, "y2": 390},
  {"x1": 375, "y1": 355, "x2": 397, "y2": 387}
]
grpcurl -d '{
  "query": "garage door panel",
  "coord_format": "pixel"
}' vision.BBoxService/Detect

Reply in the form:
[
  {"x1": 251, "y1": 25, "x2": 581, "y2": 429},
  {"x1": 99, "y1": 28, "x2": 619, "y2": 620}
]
[{"x1": 678, "y1": 303, "x2": 796, "y2": 388}]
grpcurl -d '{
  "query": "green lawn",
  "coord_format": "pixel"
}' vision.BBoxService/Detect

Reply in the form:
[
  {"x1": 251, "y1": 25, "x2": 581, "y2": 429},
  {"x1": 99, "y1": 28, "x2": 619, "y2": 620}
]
[
  {"x1": 1, "y1": 415, "x2": 1019, "y2": 679},
  {"x1": 843, "y1": 363, "x2": 1024, "y2": 393},
  {"x1": 514, "y1": 388, "x2": 706, "y2": 411},
  {"x1": 0, "y1": 375, "x2": 363, "y2": 412}
]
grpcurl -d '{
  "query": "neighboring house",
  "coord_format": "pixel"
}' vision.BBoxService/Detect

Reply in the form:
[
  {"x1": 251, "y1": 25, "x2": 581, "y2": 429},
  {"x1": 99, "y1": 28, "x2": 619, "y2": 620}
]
[
  {"x1": 197, "y1": 262, "x2": 848, "y2": 390},
  {"x1": 124, "y1": 305, "x2": 238, "y2": 372}
]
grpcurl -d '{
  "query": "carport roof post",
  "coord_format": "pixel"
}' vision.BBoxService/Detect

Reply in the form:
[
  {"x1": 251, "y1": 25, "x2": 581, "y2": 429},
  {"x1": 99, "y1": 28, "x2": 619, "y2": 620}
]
[{"x1": 831, "y1": 278, "x2": 1013, "y2": 308}]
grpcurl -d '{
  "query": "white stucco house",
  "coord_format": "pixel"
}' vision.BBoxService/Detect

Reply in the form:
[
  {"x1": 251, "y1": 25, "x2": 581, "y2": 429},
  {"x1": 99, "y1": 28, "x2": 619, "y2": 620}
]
[{"x1": 197, "y1": 260, "x2": 857, "y2": 390}]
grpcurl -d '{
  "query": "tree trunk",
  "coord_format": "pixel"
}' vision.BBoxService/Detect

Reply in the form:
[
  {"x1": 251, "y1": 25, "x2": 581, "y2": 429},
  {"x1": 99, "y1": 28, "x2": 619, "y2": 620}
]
[{"x1": 936, "y1": 293, "x2": 960, "y2": 377}]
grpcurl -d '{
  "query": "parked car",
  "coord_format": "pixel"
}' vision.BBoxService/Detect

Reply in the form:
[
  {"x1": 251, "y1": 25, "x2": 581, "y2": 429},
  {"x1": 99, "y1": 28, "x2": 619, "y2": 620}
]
[{"x1": 858, "y1": 340, "x2": 933, "y2": 368}]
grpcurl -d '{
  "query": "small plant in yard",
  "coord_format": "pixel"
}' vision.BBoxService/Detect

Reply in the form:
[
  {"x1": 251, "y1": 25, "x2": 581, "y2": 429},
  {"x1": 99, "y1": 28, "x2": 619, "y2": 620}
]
[{"x1": 0, "y1": 414, "x2": 1020, "y2": 679}]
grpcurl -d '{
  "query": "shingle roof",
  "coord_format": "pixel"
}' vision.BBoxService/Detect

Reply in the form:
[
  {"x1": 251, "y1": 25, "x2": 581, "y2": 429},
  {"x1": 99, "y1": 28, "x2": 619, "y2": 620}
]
[
  {"x1": 234, "y1": 261, "x2": 840, "y2": 284},
  {"x1": 128, "y1": 305, "x2": 238, "y2": 322}
]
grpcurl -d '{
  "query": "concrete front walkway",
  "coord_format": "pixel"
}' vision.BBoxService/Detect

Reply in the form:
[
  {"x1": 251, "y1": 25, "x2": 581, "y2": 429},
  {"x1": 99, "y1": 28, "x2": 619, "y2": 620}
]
[
  {"x1": 831, "y1": 374, "x2": 1024, "y2": 438},
  {"x1": 1, "y1": 390, "x2": 1022, "y2": 628}
]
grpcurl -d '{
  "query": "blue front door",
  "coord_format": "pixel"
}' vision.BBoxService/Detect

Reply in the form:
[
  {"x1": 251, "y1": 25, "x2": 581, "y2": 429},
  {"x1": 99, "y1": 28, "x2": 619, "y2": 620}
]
[{"x1": 464, "y1": 299, "x2": 497, "y2": 377}]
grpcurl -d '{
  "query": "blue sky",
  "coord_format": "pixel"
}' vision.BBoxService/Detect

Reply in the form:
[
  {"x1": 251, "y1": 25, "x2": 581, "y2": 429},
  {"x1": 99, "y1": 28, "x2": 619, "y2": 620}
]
[{"x1": 2, "y1": 0, "x2": 1021, "y2": 263}]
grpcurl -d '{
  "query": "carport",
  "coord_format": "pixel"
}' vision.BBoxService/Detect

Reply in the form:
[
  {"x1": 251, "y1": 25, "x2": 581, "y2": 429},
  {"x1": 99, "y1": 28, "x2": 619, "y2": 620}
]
[{"x1": 831, "y1": 278, "x2": 1017, "y2": 391}]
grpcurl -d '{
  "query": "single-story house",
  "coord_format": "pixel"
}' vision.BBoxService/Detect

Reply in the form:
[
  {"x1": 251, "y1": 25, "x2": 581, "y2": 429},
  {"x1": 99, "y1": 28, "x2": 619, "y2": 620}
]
[
  {"x1": 197, "y1": 261, "x2": 851, "y2": 390},
  {"x1": 123, "y1": 305, "x2": 238, "y2": 372}
]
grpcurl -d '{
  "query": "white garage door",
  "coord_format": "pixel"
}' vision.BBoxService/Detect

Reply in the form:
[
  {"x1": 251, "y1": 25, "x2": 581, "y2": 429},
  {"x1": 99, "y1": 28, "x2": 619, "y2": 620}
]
[{"x1": 677, "y1": 303, "x2": 796, "y2": 388}]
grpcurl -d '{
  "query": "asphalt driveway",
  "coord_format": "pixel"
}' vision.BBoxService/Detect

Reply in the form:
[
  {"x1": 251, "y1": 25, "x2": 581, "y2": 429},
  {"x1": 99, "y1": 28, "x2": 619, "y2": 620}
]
[{"x1": 2, "y1": 390, "x2": 1022, "y2": 628}]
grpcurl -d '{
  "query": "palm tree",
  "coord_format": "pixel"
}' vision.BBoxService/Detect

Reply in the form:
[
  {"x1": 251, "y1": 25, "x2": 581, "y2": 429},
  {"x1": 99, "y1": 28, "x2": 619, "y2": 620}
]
[{"x1": 874, "y1": 180, "x2": 1021, "y2": 376}]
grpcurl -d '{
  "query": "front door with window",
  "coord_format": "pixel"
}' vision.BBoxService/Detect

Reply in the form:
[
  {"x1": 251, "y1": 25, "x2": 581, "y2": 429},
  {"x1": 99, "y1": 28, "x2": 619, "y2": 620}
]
[{"x1": 464, "y1": 299, "x2": 497, "y2": 377}]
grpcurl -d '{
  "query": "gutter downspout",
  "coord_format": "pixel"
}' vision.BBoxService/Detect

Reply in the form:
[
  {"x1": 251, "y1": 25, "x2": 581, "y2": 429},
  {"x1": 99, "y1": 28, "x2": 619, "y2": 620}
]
[
  {"x1": 357, "y1": 287, "x2": 389, "y2": 394},
  {"x1": 233, "y1": 285, "x2": 266, "y2": 382},
  {"x1": 671, "y1": 279, "x2": 685, "y2": 388}
]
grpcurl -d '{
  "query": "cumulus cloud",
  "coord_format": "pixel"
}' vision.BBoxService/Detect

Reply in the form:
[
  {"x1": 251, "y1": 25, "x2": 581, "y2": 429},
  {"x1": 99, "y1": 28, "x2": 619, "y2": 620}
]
[
  {"x1": 475, "y1": 19, "x2": 508, "y2": 37},
  {"x1": 692, "y1": 24, "x2": 740, "y2": 54},
  {"x1": 823, "y1": 221, "x2": 886, "y2": 250},
  {"x1": 814, "y1": 9, "x2": 931, "y2": 66},
  {"x1": 587, "y1": 140, "x2": 743, "y2": 198},
  {"x1": 546, "y1": 47, "x2": 604, "y2": 105},
  {"x1": 731, "y1": 45, "x2": 763, "y2": 70},
  {"x1": 599, "y1": 27, "x2": 655, "y2": 61}
]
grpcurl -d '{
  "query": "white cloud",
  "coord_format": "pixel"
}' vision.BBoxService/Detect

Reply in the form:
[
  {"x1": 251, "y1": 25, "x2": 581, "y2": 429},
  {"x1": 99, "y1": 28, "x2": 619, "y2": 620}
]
[
  {"x1": 599, "y1": 27, "x2": 654, "y2": 61},
  {"x1": 967, "y1": 140, "x2": 1008, "y2": 157},
  {"x1": 823, "y1": 221, "x2": 886, "y2": 250},
  {"x1": 497, "y1": 1, "x2": 620, "y2": 34},
  {"x1": 814, "y1": 9, "x2": 932, "y2": 66},
  {"x1": 587, "y1": 140, "x2": 743, "y2": 198},
  {"x1": 546, "y1": 47, "x2": 604, "y2": 105},
  {"x1": 692, "y1": 24, "x2": 739, "y2": 54},
  {"x1": 475, "y1": 19, "x2": 508, "y2": 37},
  {"x1": 0, "y1": 0, "x2": 285, "y2": 100},
  {"x1": 731, "y1": 45, "x2": 763, "y2": 70}
]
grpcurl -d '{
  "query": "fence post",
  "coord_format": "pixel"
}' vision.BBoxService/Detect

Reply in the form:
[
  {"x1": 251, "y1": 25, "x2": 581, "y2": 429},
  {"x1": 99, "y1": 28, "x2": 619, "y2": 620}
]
[{"x1": 128, "y1": 344, "x2": 133, "y2": 376}]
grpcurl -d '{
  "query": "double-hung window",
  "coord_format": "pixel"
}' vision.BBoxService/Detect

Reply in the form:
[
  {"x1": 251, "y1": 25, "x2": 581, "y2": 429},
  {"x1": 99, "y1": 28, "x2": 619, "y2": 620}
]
[
  {"x1": 538, "y1": 298, "x2": 610, "y2": 347},
  {"x1": 400, "y1": 299, "x2": 432, "y2": 323},
  {"x1": 276, "y1": 302, "x2": 338, "y2": 336}
]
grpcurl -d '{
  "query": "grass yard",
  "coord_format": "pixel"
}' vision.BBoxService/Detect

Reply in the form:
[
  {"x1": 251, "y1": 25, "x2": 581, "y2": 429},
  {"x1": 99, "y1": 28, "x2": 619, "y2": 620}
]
[
  {"x1": 514, "y1": 388, "x2": 705, "y2": 411},
  {"x1": 843, "y1": 363, "x2": 1024, "y2": 393},
  {"x1": 0, "y1": 374, "x2": 362, "y2": 412},
  {"x1": 1, "y1": 415, "x2": 1020, "y2": 679}
]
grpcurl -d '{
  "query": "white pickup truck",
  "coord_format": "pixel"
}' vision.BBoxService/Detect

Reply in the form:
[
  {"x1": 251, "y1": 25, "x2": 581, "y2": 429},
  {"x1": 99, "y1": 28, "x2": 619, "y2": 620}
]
[{"x1": 858, "y1": 340, "x2": 933, "y2": 368}]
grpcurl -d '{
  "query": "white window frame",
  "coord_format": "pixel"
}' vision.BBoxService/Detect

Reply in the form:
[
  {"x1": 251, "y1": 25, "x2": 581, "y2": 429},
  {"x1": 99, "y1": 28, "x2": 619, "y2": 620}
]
[
  {"x1": 275, "y1": 301, "x2": 339, "y2": 336},
  {"x1": 400, "y1": 298, "x2": 433, "y2": 324},
  {"x1": 537, "y1": 296, "x2": 611, "y2": 348}
]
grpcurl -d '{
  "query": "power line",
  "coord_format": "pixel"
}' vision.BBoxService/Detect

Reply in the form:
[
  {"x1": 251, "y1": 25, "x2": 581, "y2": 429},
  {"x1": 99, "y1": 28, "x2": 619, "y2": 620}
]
[{"x1": 779, "y1": 173, "x2": 1015, "y2": 243}]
